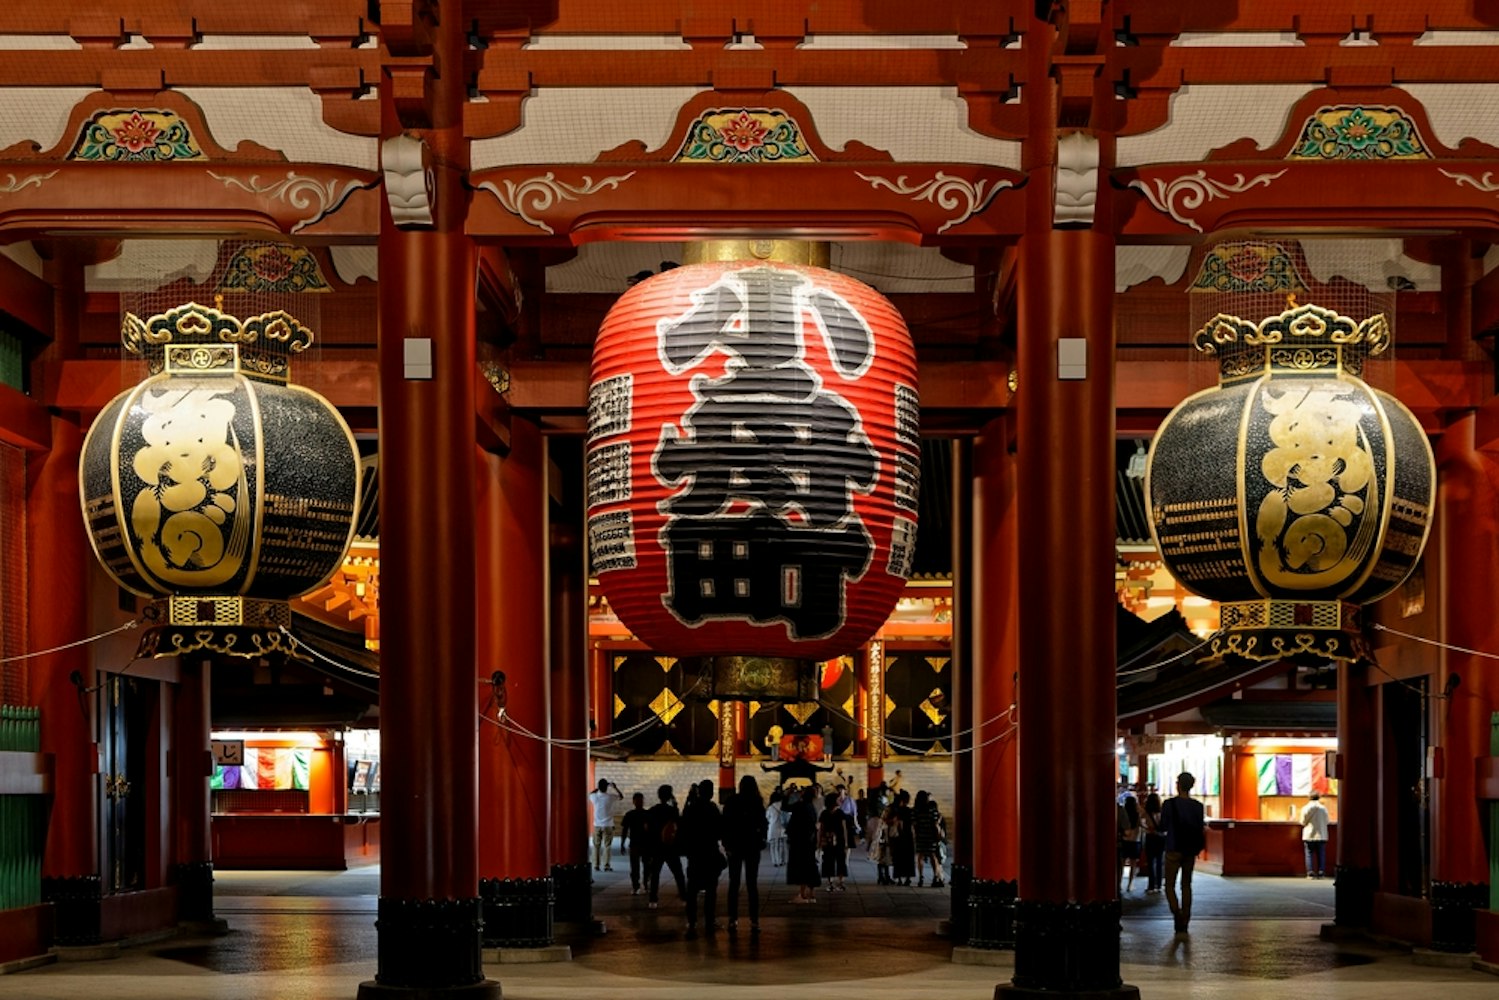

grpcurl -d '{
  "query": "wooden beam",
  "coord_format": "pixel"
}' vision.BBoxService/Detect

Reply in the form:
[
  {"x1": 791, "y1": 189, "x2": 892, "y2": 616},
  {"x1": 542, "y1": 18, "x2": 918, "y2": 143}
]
[
  {"x1": 0, "y1": 383, "x2": 49, "y2": 450},
  {"x1": 0, "y1": 252, "x2": 53, "y2": 338}
]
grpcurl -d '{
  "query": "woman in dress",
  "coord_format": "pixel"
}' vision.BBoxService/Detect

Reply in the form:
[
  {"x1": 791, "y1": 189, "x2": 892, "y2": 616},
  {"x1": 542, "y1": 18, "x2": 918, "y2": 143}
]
[
  {"x1": 783, "y1": 785, "x2": 821, "y2": 902},
  {"x1": 889, "y1": 789, "x2": 916, "y2": 887},
  {"x1": 817, "y1": 792, "x2": 855, "y2": 892},
  {"x1": 912, "y1": 790, "x2": 944, "y2": 888}
]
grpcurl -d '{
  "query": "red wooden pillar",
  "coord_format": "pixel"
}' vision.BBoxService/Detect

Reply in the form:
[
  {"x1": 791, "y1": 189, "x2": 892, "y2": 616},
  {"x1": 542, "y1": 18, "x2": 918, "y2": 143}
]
[
  {"x1": 548, "y1": 454, "x2": 588, "y2": 867},
  {"x1": 171, "y1": 659, "x2": 216, "y2": 923},
  {"x1": 1333, "y1": 659, "x2": 1378, "y2": 927},
  {"x1": 1001, "y1": 117, "x2": 1132, "y2": 994},
  {"x1": 367, "y1": 10, "x2": 492, "y2": 986},
  {"x1": 476, "y1": 423, "x2": 549, "y2": 880},
  {"x1": 1431, "y1": 414, "x2": 1499, "y2": 938},
  {"x1": 589, "y1": 647, "x2": 610, "y2": 745},
  {"x1": 972, "y1": 416, "x2": 1019, "y2": 882},
  {"x1": 950, "y1": 440, "x2": 973, "y2": 869},
  {"x1": 28, "y1": 415, "x2": 96, "y2": 882}
]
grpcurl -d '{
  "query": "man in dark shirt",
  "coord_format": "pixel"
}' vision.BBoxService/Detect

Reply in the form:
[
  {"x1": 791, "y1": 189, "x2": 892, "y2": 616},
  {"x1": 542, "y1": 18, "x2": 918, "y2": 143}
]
[
  {"x1": 1160, "y1": 771, "x2": 1207, "y2": 934},
  {"x1": 644, "y1": 784, "x2": 686, "y2": 909},
  {"x1": 619, "y1": 792, "x2": 650, "y2": 895}
]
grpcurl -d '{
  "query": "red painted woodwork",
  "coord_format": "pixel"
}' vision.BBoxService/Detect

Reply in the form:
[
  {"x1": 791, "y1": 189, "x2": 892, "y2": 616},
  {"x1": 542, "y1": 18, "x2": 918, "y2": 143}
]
[
  {"x1": 212, "y1": 814, "x2": 377, "y2": 870},
  {"x1": 587, "y1": 260, "x2": 919, "y2": 664},
  {"x1": 0, "y1": 904, "x2": 51, "y2": 966},
  {"x1": 476, "y1": 421, "x2": 550, "y2": 879},
  {"x1": 28, "y1": 415, "x2": 95, "y2": 879},
  {"x1": 1120, "y1": 161, "x2": 1499, "y2": 239},
  {"x1": 1201, "y1": 820, "x2": 1339, "y2": 876},
  {"x1": 171, "y1": 660, "x2": 212, "y2": 881},
  {"x1": 1477, "y1": 909, "x2": 1499, "y2": 965},
  {"x1": 971, "y1": 416, "x2": 1018, "y2": 880},
  {"x1": 1431, "y1": 414, "x2": 1499, "y2": 885},
  {"x1": 1015, "y1": 219, "x2": 1118, "y2": 904},
  {"x1": 548, "y1": 484, "x2": 589, "y2": 867},
  {"x1": 375, "y1": 12, "x2": 478, "y2": 902},
  {"x1": 468, "y1": 163, "x2": 1025, "y2": 244},
  {"x1": 1335, "y1": 660, "x2": 1378, "y2": 880}
]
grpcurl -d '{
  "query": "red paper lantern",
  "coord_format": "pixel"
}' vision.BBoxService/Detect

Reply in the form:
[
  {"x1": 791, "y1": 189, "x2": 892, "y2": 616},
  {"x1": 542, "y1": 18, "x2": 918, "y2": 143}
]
[{"x1": 587, "y1": 247, "x2": 919, "y2": 675}]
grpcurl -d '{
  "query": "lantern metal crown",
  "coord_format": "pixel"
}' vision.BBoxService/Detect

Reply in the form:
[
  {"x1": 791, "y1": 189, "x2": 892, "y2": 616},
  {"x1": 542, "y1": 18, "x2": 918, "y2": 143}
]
[
  {"x1": 121, "y1": 300, "x2": 314, "y2": 383},
  {"x1": 1192, "y1": 301, "x2": 1391, "y2": 381}
]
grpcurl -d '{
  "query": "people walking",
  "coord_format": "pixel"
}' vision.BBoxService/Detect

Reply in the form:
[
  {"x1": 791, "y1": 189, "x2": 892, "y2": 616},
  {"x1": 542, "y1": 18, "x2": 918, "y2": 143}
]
[
  {"x1": 784, "y1": 784, "x2": 821, "y2": 902},
  {"x1": 765, "y1": 787, "x2": 787, "y2": 867},
  {"x1": 1117, "y1": 792, "x2": 1142, "y2": 892},
  {"x1": 722, "y1": 775, "x2": 768, "y2": 933},
  {"x1": 1161, "y1": 771, "x2": 1207, "y2": 934},
  {"x1": 818, "y1": 791, "x2": 855, "y2": 891},
  {"x1": 644, "y1": 784, "x2": 686, "y2": 909},
  {"x1": 1300, "y1": 791, "x2": 1330, "y2": 879},
  {"x1": 588, "y1": 778, "x2": 623, "y2": 872},
  {"x1": 912, "y1": 790, "x2": 944, "y2": 888},
  {"x1": 619, "y1": 791, "x2": 649, "y2": 894},
  {"x1": 1142, "y1": 791, "x2": 1166, "y2": 894},
  {"x1": 889, "y1": 790, "x2": 916, "y2": 886},
  {"x1": 679, "y1": 778, "x2": 725, "y2": 938}
]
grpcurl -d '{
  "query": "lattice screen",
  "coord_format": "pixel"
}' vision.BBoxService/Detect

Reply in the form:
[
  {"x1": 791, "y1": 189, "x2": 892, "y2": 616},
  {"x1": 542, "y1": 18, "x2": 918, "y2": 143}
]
[{"x1": 1186, "y1": 238, "x2": 1401, "y2": 386}]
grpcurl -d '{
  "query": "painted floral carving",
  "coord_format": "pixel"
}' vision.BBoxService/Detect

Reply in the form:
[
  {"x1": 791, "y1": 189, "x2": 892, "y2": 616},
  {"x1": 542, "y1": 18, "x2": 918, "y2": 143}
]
[
  {"x1": 720, "y1": 112, "x2": 769, "y2": 153},
  {"x1": 217, "y1": 244, "x2": 332, "y2": 294},
  {"x1": 1191, "y1": 242, "x2": 1308, "y2": 294},
  {"x1": 69, "y1": 109, "x2": 208, "y2": 162},
  {"x1": 1290, "y1": 106, "x2": 1427, "y2": 161},
  {"x1": 674, "y1": 109, "x2": 815, "y2": 163}
]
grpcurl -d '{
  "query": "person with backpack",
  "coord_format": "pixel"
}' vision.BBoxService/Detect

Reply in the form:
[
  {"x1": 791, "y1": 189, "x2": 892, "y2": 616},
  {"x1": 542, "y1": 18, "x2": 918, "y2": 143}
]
[
  {"x1": 1160, "y1": 771, "x2": 1207, "y2": 934},
  {"x1": 679, "y1": 778, "x2": 725, "y2": 938},
  {"x1": 644, "y1": 784, "x2": 686, "y2": 910}
]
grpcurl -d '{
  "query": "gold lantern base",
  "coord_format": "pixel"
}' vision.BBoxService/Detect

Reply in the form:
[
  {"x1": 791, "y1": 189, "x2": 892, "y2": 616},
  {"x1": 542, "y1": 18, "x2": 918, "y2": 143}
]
[
  {"x1": 136, "y1": 596, "x2": 308, "y2": 661},
  {"x1": 1208, "y1": 599, "x2": 1372, "y2": 664},
  {"x1": 690, "y1": 655, "x2": 820, "y2": 702}
]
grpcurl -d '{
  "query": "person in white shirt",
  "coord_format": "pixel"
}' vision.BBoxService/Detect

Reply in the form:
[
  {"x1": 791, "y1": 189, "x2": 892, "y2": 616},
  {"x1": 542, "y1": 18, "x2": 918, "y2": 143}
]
[
  {"x1": 1299, "y1": 792, "x2": 1330, "y2": 879},
  {"x1": 589, "y1": 778, "x2": 624, "y2": 871}
]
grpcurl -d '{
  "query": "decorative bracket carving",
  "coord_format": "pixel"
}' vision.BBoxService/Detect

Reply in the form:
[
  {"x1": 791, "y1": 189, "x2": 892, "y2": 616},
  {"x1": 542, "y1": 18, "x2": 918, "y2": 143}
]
[
  {"x1": 1127, "y1": 169, "x2": 1287, "y2": 233},
  {"x1": 207, "y1": 170, "x2": 376, "y2": 233},
  {"x1": 381, "y1": 133, "x2": 434, "y2": 227},
  {"x1": 854, "y1": 170, "x2": 1012, "y2": 233},
  {"x1": 1054, "y1": 131, "x2": 1099, "y2": 226},
  {"x1": 475, "y1": 171, "x2": 637, "y2": 235}
]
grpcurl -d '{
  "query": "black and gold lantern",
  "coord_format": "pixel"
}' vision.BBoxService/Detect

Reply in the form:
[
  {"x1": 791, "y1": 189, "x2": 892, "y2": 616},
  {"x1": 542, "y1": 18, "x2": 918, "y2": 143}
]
[
  {"x1": 1146, "y1": 302, "x2": 1435, "y2": 662},
  {"x1": 80, "y1": 301, "x2": 360, "y2": 659}
]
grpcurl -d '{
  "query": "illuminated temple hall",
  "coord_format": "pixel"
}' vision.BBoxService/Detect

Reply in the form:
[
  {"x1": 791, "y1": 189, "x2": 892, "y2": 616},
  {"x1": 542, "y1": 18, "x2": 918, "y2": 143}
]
[{"x1": 4, "y1": 3, "x2": 1499, "y2": 999}]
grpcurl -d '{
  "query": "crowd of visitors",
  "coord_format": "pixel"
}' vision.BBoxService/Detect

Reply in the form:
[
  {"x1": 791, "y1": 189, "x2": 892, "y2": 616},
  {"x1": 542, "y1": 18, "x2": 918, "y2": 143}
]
[{"x1": 591, "y1": 774, "x2": 949, "y2": 935}]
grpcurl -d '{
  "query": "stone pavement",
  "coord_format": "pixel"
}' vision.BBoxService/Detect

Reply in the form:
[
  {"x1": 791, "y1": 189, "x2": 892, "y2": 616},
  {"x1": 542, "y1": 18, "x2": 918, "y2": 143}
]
[{"x1": 1, "y1": 855, "x2": 1495, "y2": 999}]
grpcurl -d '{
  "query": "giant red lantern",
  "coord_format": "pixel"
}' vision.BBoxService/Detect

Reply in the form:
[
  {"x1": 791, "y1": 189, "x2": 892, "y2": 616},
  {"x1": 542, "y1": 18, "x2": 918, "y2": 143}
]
[{"x1": 587, "y1": 241, "x2": 919, "y2": 699}]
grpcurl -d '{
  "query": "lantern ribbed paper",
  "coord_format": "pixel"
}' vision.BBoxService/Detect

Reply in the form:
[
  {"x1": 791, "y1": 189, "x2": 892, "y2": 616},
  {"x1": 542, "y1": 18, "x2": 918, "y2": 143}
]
[{"x1": 587, "y1": 256, "x2": 919, "y2": 665}]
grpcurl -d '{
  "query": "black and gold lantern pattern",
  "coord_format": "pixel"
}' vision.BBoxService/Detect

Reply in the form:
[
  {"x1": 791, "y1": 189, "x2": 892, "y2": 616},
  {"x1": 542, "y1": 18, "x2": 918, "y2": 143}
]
[
  {"x1": 80, "y1": 302, "x2": 360, "y2": 659},
  {"x1": 1146, "y1": 303, "x2": 1435, "y2": 662}
]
